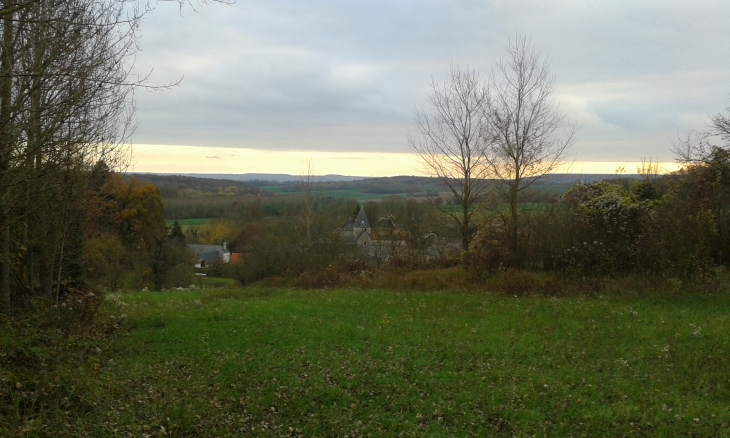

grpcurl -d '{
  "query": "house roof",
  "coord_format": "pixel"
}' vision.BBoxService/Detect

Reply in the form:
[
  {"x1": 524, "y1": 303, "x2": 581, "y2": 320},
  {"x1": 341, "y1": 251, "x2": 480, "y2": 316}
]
[
  {"x1": 187, "y1": 244, "x2": 229, "y2": 261},
  {"x1": 199, "y1": 251, "x2": 221, "y2": 262},
  {"x1": 355, "y1": 208, "x2": 370, "y2": 229}
]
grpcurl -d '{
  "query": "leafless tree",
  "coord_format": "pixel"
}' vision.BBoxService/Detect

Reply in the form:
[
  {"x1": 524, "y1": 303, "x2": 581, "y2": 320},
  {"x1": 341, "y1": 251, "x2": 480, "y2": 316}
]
[
  {"x1": 674, "y1": 103, "x2": 730, "y2": 163},
  {"x1": 0, "y1": 0, "x2": 142, "y2": 311},
  {"x1": 0, "y1": 0, "x2": 228, "y2": 313},
  {"x1": 483, "y1": 36, "x2": 575, "y2": 265},
  {"x1": 711, "y1": 104, "x2": 730, "y2": 140},
  {"x1": 410, "y1": 66, "x2": 491, "y2": 251},
  {"x1": 299, "y1": 157, "x2": 317, "y2": 250}
]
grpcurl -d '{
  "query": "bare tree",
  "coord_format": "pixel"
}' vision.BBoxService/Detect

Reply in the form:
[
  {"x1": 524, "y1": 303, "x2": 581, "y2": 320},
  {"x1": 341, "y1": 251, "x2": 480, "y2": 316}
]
[
  {"x1": 410, "y1": 66, "x2": 491, "y2": 251},
  {"x1": 711, "y1": 104, "x2": 730, "y2": 140},
  {"x1": 674, "y1": 103, "x2": 730, "y2": 163},
  {"x1": 0, "y1": 0, "x2": 228, "y2": 313},
  {"x1": 0, "y1": 0, "x2": 141, "y2": 311},
  {"x1": 299, "y1": 157, "x2": 317, "y2": 250},
  {"x1": 483, "y1": 36, "x2": 575, "y2": 265}
]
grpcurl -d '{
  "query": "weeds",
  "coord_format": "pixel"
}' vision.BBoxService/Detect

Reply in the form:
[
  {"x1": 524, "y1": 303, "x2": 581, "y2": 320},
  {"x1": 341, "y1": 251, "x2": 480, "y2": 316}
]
[{"x1": 0, "y1": 288, "x2": 125, "y2": 437}]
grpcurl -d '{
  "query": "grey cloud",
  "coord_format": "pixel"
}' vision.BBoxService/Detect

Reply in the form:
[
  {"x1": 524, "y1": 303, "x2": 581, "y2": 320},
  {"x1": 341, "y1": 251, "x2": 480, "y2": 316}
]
[{"x1": 131, "y1": 0, "x2": 730, "y2": 161}]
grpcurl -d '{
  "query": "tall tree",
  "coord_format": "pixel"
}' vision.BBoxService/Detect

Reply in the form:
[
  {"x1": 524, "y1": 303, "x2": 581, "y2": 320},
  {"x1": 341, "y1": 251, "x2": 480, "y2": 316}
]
[
  {"x1": 483, "y1": 36, "x2": 575, "y2": 265},
  {"x1": 0, "y1": 0, "x2": 227, "y2": 313},
  {"x1": 0, "y1": 0, "x2": 140, "y2": 311},
  {"x1": 0, "y1": 3, "x2": 15, "y2": 312},
  {"x1": 410, "y1": 66, "x2": 491, "y2": 251}
]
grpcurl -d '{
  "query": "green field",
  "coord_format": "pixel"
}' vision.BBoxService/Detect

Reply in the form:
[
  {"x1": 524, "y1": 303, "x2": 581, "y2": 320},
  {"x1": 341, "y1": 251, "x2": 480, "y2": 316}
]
[
  {"x1": 260, "y1": 186, "x2": 406, "y2": 201},
  {"x1": 6, "y1": 287, "x2": 730, "y2": 436},
  {"x1": 165, "y1": 218, "x2": 216, "y2": 227}
]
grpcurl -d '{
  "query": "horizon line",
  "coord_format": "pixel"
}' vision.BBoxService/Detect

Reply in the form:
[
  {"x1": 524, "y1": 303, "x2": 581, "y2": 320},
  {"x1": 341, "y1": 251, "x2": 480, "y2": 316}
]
[{"x1": 130, "y1": 144, "x2": 684, "y2": 177}]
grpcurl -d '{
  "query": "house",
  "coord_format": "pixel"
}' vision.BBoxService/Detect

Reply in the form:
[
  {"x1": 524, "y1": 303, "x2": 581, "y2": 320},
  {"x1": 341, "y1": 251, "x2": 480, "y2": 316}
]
[
  {"x1": 341, "y1": 208, "x2": 409, "y2": 264},
  {"x1": 341, "y1": 208, "x2": 372, "y2": 245},
  {"x1": 187, "y1": 242, "x2": 231, "y2": 268}
]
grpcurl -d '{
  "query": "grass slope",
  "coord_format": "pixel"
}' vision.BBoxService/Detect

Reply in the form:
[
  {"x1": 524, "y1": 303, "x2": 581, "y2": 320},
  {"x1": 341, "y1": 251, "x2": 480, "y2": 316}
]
[
  {"x1": 90, "y1": 289, "x2": 730, "y2": 436},
  {"x1": 4, "y1": 288, "x2": 730, "y2": 436}
]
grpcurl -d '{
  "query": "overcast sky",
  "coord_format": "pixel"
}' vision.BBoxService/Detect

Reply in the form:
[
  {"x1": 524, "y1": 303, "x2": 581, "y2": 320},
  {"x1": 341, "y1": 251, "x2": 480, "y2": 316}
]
[{"x1": 130, "y1": 0, "x2": 730, "y2": 171}]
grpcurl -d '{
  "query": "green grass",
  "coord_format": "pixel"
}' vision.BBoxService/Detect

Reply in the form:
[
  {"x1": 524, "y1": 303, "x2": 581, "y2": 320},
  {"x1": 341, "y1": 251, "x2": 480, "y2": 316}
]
[
  {"x1": 166, "y1": 218, "x2": 216, "y2": 227},
  {"x1": 259, "y1": 186, "x2": 405, "y2": 201},
  {"x1": 193, "y1": 275, "x2": 237, "y2": 288},
  {"x1": 7, "y1": 287, "x2": 729, "y2": 436}
]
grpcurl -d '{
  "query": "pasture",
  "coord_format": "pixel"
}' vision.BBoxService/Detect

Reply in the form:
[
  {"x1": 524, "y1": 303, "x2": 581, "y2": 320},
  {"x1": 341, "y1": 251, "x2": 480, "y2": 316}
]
[
  {"x1": 258, "y1": 186, "x2": 406, "y2": 202},
  {"x1": 4, "y1": 287, "x2": 729, "y2": 436},
  {"x1": 165, "y1": 218, "x2": 216, "y2": 227}
]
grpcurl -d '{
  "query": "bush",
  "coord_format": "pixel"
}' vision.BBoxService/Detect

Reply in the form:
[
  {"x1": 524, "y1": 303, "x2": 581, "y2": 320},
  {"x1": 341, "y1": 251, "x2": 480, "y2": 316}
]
[
  {"x1": 0, "y1": 286, "x2": 124, "y2": 436},
  {"x1": 545, "y1": 182, "x2": 651, "y2": 275}
]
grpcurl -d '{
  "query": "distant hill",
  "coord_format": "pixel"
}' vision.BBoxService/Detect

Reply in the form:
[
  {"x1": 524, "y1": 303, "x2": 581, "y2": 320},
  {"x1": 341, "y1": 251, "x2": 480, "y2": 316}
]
[
  {"x1": 257, "y1": 173, "x2": 641, "y2": 195},
  {"x1": 152, "y1": 172, "x2": 638, "y2": 185},
  {"x1": 155, "y1": 173, "x2": 368, "y2": 182},
  {"x1": 132, "y1": 172, "x2": 641, "y2": 200},
  {"x1": 129, "y1": 173, "x2": 268, "y2": 198}
]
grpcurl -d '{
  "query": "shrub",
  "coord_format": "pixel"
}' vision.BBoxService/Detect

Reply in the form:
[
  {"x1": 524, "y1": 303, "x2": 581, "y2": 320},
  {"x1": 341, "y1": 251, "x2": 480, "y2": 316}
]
[{"x1": 547, "y1": 182, "x2": 651, "y2": 275}]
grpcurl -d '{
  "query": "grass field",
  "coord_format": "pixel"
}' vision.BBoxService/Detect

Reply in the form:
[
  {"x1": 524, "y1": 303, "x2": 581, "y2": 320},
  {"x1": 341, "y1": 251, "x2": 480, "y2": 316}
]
[
  {"x1": 6, "y1": 287, "x2": 730, "y2": 436},
  {"x1": 165, "y1": 218, "x2": 216, "y2": 227},
  {"x1": 259, "y1": 186, "x2": 406, "y2": 201}
]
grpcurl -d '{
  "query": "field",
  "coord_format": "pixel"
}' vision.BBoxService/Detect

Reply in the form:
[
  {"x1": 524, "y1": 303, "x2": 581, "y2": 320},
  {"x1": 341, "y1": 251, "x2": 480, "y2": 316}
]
[
  {"x1": 259, "y1": 186, "x2": 407, "y2": 202},
  {"x1": 5, "y1": 287, "x2": 730, "y2": 436},
  {"x1": 165, "y1": 218, "x2": 216, "y2": 227}
]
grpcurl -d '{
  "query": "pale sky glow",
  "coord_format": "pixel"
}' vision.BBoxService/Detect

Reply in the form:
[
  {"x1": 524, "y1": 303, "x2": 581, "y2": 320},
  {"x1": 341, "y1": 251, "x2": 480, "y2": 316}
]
[
  {"x1": 129, "y1": 1, "x2": 730, "y2": 176},
  {"x1": 131, "y1": 145, "x2": 425, "y2": 177},
  {"x1": 130, "y1": 144, "x2": 682, "y2": 177}
]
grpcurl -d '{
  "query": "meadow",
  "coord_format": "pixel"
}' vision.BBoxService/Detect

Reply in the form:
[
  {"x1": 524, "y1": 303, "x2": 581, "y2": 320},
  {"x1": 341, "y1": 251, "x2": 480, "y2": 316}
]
[
  {"x1": 165, "y1": 218, "x2": 216, "y2": 227},
  {"x1": 259, "y1": 186, "x2": 406, "y2": 202},
  {"x1": 4, "y1": 286, "x2": 730, "y2": 436}
]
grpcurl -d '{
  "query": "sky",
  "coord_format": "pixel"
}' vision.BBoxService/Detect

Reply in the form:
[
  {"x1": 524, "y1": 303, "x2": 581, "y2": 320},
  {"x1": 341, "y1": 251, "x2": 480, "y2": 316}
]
[{"x1": 129, "y1": 0, "x2": 730, "y2": 176}]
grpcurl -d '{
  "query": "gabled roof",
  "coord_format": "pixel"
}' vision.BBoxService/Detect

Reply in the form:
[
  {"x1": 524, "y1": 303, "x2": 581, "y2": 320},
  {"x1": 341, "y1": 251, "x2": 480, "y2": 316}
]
[
  {"x1": 199, "y1": 251, "x2": 222, "y2": 263},
  {"x1": 355, "y1": 208, "x2": 370, "y2": 229},
  {"x1": 187, "y1": 244, "x2": 229, "y2": 260}
]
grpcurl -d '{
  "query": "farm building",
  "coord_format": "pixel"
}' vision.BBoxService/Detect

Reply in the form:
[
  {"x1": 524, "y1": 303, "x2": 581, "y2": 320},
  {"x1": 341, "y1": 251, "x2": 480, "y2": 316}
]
[{"x1": 187, "y1": 242, "x2": 230, "y2": 267}]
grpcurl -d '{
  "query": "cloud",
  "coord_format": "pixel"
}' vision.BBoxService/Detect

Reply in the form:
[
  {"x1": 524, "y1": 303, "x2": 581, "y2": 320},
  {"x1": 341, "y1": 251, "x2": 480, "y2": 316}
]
[{"x1": 130, "y1": 0, "x2": 730, "y2": 163}]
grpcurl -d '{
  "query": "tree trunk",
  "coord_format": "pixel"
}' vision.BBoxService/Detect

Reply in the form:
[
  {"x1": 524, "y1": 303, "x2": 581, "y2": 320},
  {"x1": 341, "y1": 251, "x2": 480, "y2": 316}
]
[
  {"x1": 462, "y1": 204, "x2": 470, "y2": 252},
  {"x1": 40, "y1": 238, "x2": 53, "y2": 299},
  {"x1": 509, "y1": 178, "x2": 521, "y2": 267},
  {"x1": 0, "y1": 7, "x2": 14, "y2": 314}
]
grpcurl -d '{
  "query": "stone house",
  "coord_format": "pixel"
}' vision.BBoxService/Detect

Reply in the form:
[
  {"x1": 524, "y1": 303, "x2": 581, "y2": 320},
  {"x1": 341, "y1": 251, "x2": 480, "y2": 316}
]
[
  {"x1": 187, "y1": 242, "x2": 231, "y2": 268},
  {"x1": 341, "y1": 208, "x2": 408, "y2": 264},
  {"x1": 341, "y1": 208, "x2": 372, "y2": 246}
]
